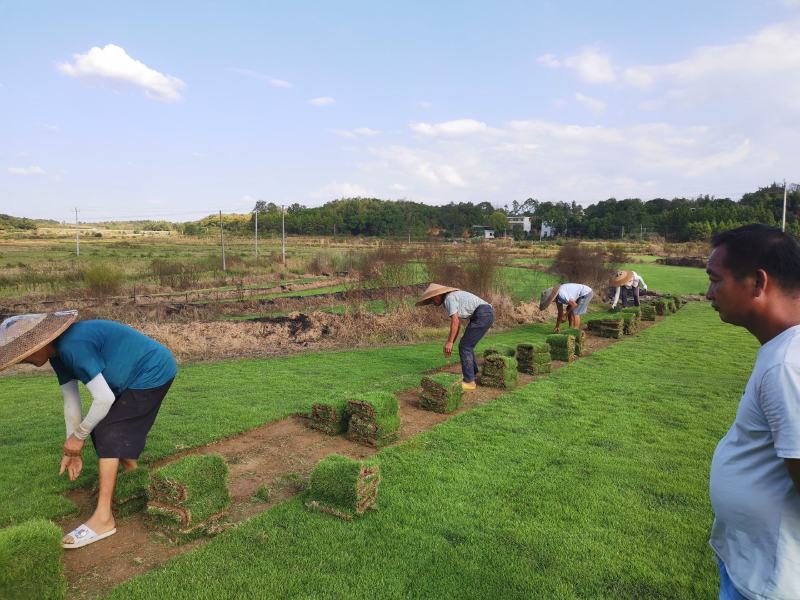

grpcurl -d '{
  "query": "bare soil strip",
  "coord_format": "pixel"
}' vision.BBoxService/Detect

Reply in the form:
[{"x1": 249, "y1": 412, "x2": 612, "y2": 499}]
[{"x1": 61, "y1": 320, "x2": 653, "y2": 599}]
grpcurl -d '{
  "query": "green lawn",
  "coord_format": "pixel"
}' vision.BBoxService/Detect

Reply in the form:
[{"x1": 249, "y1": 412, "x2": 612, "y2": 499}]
[
  {"x1": 497, "y1": 266, "x2": 560, "y2": 302},
  {"x1": 101, "y1": 302, "x2": 754, "y2": 599},
  {"x1": 619, "y1": 263, "x2": 708, "y2": 296}
]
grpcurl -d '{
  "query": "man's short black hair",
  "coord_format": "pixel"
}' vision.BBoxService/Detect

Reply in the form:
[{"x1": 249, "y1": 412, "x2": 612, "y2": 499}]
[{"x1": 711, "y1": 224, "x2": 800, "y2": 291}]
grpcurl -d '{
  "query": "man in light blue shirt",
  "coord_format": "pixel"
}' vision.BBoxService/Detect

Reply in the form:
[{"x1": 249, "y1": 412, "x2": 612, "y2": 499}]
[{"x1": 417, "y1": 283, "x2": 494, "y2": 391}]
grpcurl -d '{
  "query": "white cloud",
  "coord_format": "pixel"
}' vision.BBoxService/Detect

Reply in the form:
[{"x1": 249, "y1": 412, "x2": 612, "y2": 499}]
[
  {"x1": 268, "y1": 78, "x2": 292, "y2": 88},
  {"x1": 232, "y1": 68, "x2": 294, "y2": 88},
  {"x1": 354, "y1": 127, "x2": 380, "y2": 136},
  {"x1": 331, "y1": 127, "x2": 380, "y2": 138},
  {"x1": 58, "y1": 44, "x2": 185, "y2": 102},
  {"x1": 8, "y1": 165, "x2": 46, "y2": 175},
  {"x1": 410, "y1": 119, "x2": 491, "y2": 136},
  {"x1": 309, "y1": 96, "x2": 335, "y2": 106},
  {"x1": 314, "y1": 181, "x2": 370, "y2": 199},
  {"x1": 538, "y1": 49, "x2": 616, "y2": 83},
  {"x1": 575, "y1": 92, "x2": 606, "y2": 114}
]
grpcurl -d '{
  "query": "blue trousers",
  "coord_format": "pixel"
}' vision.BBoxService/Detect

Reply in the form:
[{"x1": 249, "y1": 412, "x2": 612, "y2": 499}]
[
  {"x1": 718, "y1": 560, "x2": 747, "y2": 600},
  {"x1": 458, "y1": 305, "x2": 495, "y2": 383}
]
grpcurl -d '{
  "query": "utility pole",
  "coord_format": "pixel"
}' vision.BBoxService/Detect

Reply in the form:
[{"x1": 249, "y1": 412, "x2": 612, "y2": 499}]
[
  {"x1": 281, "y1": 204, "x2": 286, "y2": 267},
  {"x1": 621, "y1": 225, "x2": 625, "y2": 239},
  {"x1": 219, "y1": 210, "x2": 226, "y2": 271},
  {"x1": 74, "y1": 207, "x2": 80, "y2": 256},
  {"x1": 640, "y1": 223, "x2": 643, "y2": 240},
  {"x1": 254, "y1": 209, "x2": 259, "y2": 261},
  {"x1": 783, "y1": 179, "x2": 788, "y2": 232}
]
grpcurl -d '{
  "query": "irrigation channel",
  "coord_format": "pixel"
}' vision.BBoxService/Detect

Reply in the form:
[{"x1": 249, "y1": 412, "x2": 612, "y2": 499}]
[{"x1": 61, "y1": 314, "x2": 667, "y2": 599}]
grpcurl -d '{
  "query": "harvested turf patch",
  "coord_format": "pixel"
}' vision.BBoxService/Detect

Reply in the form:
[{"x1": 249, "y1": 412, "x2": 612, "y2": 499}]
[
  {"x1": 346, "y1": 392, "x2": 400, "y2": 448},
  {"x1": 516, "y1": 343, "x2": 551, "y2": 375},
  {"x1": 147, "y1": 454, "x2": 230, "y2": 543},
  {"x1": 308, "y1": 398, "x2": 350, "y2": 435},
  {"x1": 480, "y1": 354, "x2": 518, "y2": 388},
  {"x1": 545, "y1": 334, "x2": 576, "y2": 361},
  {"x1": 641, "y1": 304, "x2": 657, "y2": 321},
  {"x1": 482, "y1": 344, "x2": 516, "y2": 358},
  {"x1": 420, "y1": 373, "x2": 463, "y2": 413},
  {"x1": 0, "y1": 519, "x2": 65, "y2": 600},
  {"x1": 305, "y1": 454, "x2": 380, "y2": 521},
  {"x1": 621, "y1": 312, "x2": 640, "y2": 335},
  {"x1": 562, "y1": 328, "x2": 586, "y2": 356},
  {"x1": 586, "y1": 318, "x2": 624, "y2": 339},
  {"x1": 654, "y1": 299, "x2": 668, "y2": 316},
  {"x1": 113, "y1": 467, "x2": 149, "y2": 517}
]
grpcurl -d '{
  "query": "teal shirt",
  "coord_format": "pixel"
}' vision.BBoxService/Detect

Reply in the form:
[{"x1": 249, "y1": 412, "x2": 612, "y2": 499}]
[{"x1": 50, "y1": 320, "x2": 177, "y2": 394}]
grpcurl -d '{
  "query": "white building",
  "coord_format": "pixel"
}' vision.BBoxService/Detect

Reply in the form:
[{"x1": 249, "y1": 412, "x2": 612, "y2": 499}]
[{"x1": 507, "y1": 216, "x2": 531, "y2": 233}]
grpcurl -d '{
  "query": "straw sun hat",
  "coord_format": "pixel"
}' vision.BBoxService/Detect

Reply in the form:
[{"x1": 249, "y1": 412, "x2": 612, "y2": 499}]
[
  {"x1": 416, "y1": 283, "x2": 460, "y2": 306},
  {"x1": 538, "y1": 285, "x2": 561, "y2": 311},
  {"x1": 0, "y1": 310, "x2": 77, "y2": 371},
  {"x1": 609, "y1": 270, "x2": 634, "y2": 287}
]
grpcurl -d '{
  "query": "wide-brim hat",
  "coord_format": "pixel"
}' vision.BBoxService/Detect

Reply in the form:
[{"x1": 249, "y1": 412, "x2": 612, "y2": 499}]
[
  {"x1": 538, "y1": 285, "x2": 561, "y2": 311},
  {"x1": 0, "y1": 310, "x2": 77, "y2": 371},
  {"x1": 416, "y1": 283, "x2": 460, "y2": 306},
  {"x1": 609, "y1": 270, "x2": 634, "y2": 287}
]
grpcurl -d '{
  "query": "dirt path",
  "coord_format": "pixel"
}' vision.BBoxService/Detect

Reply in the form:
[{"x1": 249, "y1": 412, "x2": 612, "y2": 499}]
[{"x1": 61, "y1": 318, "x2": 656, "y2": 599}]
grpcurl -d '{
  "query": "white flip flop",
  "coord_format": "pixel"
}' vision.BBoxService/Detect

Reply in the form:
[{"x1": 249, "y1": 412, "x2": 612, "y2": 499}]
[{"x1": 62, "y1": 523, "x2": 117, "y2": 549}]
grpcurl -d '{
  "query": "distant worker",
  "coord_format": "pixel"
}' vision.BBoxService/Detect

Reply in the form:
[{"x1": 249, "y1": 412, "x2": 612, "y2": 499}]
[
  {"x1": 705, "y1": 224, "x2": 800, "y2": 600},
  {"x1": 0, "y1": 311, "x2": 177, "y2": 550},
  {"x1": 609, "y1": 270, "x2": 647, "y2": 309},
  {"x1": 416, "y1": 283, "x2": 494, "y2": 391},
  {"x1": 539, "y1": 283, "x2": 593, "y2": 333}
]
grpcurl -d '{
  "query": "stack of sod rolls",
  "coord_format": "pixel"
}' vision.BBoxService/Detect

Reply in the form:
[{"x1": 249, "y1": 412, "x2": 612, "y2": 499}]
[
  {"x1": 346, "y1": 392, "x2": 400, "y2": 448},
  {"x1": 587, "y1": 318, "x2": 624, "y2": 338},
  {"x1": 483, "y1": 344, "x2": 516, "y2": 358},
  {"x1": 620, "y1": 309, "x2": 641, "y2": 335},
  {"x1": 420, "y1": 373, "x2": 463, "y2": 413},
  {"x1": 305, "y1": 454, "x2": 380, "y2": 521},
  {"x1": 516, "y1": 343, "x2": 552, "y2": 375},
  {"x1": 480, "y1": 354, "x2": 518, "y2": 388},
  {"x1": 666, "y1": 297, "x2": 678, "y2": 313},
  {"x1": 641, "y1": 304, "x2": 657, "y2": 321},
  {"x1": 0, "y1": 519, "x2": 65, "y2": 600},
  {"x1": 113, "y1": 467, "x2": 149, "y2": 517},
  {"x1": 654, "y1": 299, "x2": 668, "y2": 316},
  {"x1": 147, "y1": 454, "x2": 230, "y2": 543},
  {"x1": 546, "y1": 334, "x2": 576, "y2": 361},
  {"x1": 308, "y1": 398, "x2": 349, "y2": 435},
  {"x1": 562, "y1": 328, "x2": 585, "y2": 356}
]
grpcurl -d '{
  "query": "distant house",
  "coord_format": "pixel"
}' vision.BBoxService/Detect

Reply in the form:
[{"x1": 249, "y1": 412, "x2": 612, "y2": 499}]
[
  {"x1": 470, "y1": 225, "x2": 495, "y2": 239},
  {"x1": 507, "y1": 216, "x2": 531, "y2": 234},
  {"x1": 540, "y1": 221, "x2": 555, "y2": 239}
]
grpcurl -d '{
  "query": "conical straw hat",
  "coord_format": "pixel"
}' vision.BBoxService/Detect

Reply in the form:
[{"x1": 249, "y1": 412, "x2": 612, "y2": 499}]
[
  {"x1": 538, "y1": 285, "x2": 561, "y2": 311},
  {"x1": 609, "y1": 270, "x2": 633, "y2": 287},
  {"x1": 0, "y1": 310, "x2": 78, "y2": 371},
  {"x1": 416, "y1": 283, "x2": 460, "y2": 306}
]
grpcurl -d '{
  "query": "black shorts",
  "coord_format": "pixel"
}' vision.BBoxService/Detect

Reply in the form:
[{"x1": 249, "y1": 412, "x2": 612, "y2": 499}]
[{"x1": 90, "y1": 379, "x2": 173, "y2": 459}]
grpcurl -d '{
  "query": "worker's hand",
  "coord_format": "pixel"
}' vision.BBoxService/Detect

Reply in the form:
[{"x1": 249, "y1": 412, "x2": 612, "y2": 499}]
[
  {"x1": 63, "y1": 434, "x2": 84, "y2": 457},
  {"x1": 59, "y1": 455, "x2": 83, "y2": 481},
  {"x1": 443, "y1": 341, "x2": 454, "y2": 357}
]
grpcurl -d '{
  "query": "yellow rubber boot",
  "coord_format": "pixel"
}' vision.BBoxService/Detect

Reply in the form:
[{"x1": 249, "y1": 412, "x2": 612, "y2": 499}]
[{"x1": 462, "y1": 381, "x2": 477, "y2": 391}]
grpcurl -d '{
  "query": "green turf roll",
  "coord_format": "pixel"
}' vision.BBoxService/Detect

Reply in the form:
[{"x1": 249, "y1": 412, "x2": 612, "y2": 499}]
[
  {"x1": 483, "y1": 344, "x2": 516, "y2": 358},
  {"x1": 305, "y1": 454, "x2": 380, "y2": 521},
  {"x1": 545, "y1": 334, "x2": 576, "y2": 361},
  {"x1": 641, "y1": 304, "x2": 657, "y2": 321},
  {"x1": 654, "y1": 299, "x2": 668, "y2": 316},
  {"x1": 147, "y1": 453, "x2": 230, "y2": 543},
  {"x1": 620, "y1": 307, "x2": 641, "y2": 316},
  {"x1": 308, "y1": 398, "x2": 350, "y2": 435},
  {"x1": 621, "y1": 313, "x2": 639, "y2": 335},
  {"x1": 0, "y1": 519, "x2": 65, "y2": 600},
  {"x1": 113, "y1": 467, "x2": 149, "y2": 517},
  {"x1": 420, "y1": 373, "x2": 463, "y2": 413},
  {"x1": 346, "y1": 392, "x2": 401, "y2": 448},
  {"x1": 563, "y1": 328, "x2": 585, "y2": 356},
  {"x1": 480, "y1": 354, "x2": 518, "y2": 388},
  {"x1": 516, "y1": 343, "x2": 552, "y2": 375}
]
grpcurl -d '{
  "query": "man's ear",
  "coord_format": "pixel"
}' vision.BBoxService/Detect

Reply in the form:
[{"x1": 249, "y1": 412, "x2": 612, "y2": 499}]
[{"x1": 754, "y1": 269, "x2": 768, "y2": 297}]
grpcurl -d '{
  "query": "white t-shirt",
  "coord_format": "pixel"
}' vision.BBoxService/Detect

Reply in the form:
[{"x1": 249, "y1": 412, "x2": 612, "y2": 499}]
[
  {"x1": 442, "y1": 290, "x2": 489, "y2": 320},
  {"x1": 556, "y1": 283, "x2": 592, "y2": 304},
  {"x1": 709, "y1": 324, "x2": 800, "y2": 600}
]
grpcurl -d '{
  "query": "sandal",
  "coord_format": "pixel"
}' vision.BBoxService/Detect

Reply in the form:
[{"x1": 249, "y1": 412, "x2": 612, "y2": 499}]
[{"x1": 62, "y1": 523, "x2": 117, "y2": 549}]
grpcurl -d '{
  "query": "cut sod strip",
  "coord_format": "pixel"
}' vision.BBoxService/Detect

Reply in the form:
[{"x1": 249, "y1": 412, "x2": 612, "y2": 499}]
[
  {"x1": 480, "y1": 354, "x2": 518, "y2": 388},
  {"x1": 147, "y1": 454, "x2": 230, "y2": 543},
  {"x1": 0, "y1": 519, "x2": 66, "y2": 600},
  {"x1": 308, "y1": 398, "x2": 350, "y2": 435},
  {"x1": 305, "y1": 454, "x2": 380, "y2": 521},
  {"x1": 621, "y1": 312, "x2": 640, "y2": 335},
  {"x1": 545, "y1": 334, "x2": 576, "y2": 361},
  {"x1": 586, "y1": 318, "x2": 624, "y2": 339},
  {"x1": 346, "y1": 392, "x2": 401, "y2": 448},
  {"x1": 113, "y1": 467, "x2": 149, "y2": 518},
  {"x1": 482, "y1": 344, "x2": 516, "y2": 358},
  {"x1": 516, "y1": 343, "x2": 552, "y2": 375},
  {"x1": 419, "y1": 373, "x2": 464, "y2": 413},
  {"x1": 654, "y1": 299, "x2": 668, "y2": 316},
  {"x1": 641, "y1": 304, "x2": 657, "y2": 321},
  {"x1": 562, "y1": 328, "x2": 586, "y2": 356}
]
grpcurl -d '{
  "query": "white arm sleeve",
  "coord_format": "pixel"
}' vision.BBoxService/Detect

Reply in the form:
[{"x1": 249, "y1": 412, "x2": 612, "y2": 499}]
[
  {"x1": 637, "y1": 275, "x2": 647, "y2": 290},
  {"x1": 72, "y1": 373, "x2": 116, "y2": 440},
  {"x1": 610, "y1": 286, "x2": 621, "y2": 308},
  {"x1": 62, "y1": 380, "x2": 82, "y2": 439}
]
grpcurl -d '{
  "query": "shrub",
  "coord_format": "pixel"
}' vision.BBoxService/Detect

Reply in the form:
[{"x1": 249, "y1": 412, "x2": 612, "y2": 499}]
[
  {"x1": 550, "y1": 242, "x2": 614, "y2": 291},
  {"x1": 83, "y1": 263, "x2": 124, "y2": 296}
]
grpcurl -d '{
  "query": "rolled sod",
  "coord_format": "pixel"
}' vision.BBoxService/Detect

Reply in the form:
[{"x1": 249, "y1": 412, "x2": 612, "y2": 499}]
[
  {"x1": 654, "y1": 299, "x2": 668, "y2": 316},
  {"x1": 621, "y1": 307, "x2": 642, "y2": 316},
  {"x1": 147, "y1": 453, "x2": 230, "y2": 543},
  {"x1": 545, "y1": 334, "x2": 576, "y2": 361},
  {"x1": 562, "y1": 328, "x2": 586, "y2": 356},
  {"x1": 641, "y1": 304, "x2": 657, "y2": 321},
  {"x1": 482, "y1": 344, "x2": 516, "y2": 358},
  {"x1": 621, "y1": 312, "x2": 640, "y2": 335},
  {"x1": 480, "y1": 354, "x2": 518, "y2": 388},
  {"x1": 0, "y1": 519, "x2": 65, "y2": 600},
  {"x1": 305, "y1": 454, "x2": 380, "y2": 521},
  {"x1": 346, "y1": 391, "x2": 400, "y2": 448},
  {"x1": 113, "y1": 467, "x2": 149, "y2": 517},
  {"x1": 420, "y1": 373, "x2": 463, "y2": 413},
  {"x1": 308, "y1": 398, "x2": 350, "y2": 435},
  {"x1": 516, "y1": 343, "x2": 551, "y2": 375}
]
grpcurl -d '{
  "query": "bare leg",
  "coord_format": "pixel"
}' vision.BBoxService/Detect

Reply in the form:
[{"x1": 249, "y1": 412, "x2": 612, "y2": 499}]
[
  {"x1": 121, "y1": 458, "x2": 137, "y2": 471},
  {"x1": 573, "y1": 315, "x2": 581, "y2": 330},
  {"x1": 64, "y1": 458, "x2": 118, "y2": 543}
]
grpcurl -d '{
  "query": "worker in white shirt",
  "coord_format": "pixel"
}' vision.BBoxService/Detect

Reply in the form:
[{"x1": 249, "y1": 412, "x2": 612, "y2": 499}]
[
  {"x1": 609, "y1": 270, "x2": 647, "y2": 309},
  {"x1": 539, "y1": 283, "x2": 593, "y2": 333}
]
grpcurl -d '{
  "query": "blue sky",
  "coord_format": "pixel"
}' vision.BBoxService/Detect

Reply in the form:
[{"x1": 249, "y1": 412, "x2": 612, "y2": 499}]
[{"x1": 2, "y1": 1, "x2": 800, "y2": 222}]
